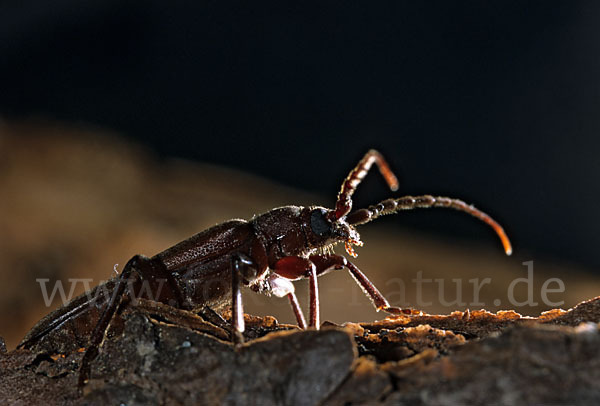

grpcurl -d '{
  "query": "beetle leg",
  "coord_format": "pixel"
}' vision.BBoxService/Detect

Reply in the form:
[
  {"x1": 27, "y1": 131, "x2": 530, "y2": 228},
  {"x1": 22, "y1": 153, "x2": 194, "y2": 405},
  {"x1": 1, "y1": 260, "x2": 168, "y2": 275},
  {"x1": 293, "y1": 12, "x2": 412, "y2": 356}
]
[
  {"x1": 286, "y1": 289, "x2": 308, "y2": 330},
  {"x1": 308, "y1": 267, "x2": 319, "y2": 328},
  {"x1": 18, "y1": 280, "x2": 120, "y2": 351},
  {"x1": 78, "y1": 254, "x2": 152, "y2": 388},
  {"x1": 309, "y1": 254, "x2": 415, "y2": 316},
  {"x1": 230, "y1": 253, "x2": 255, "y2": 347},
  {"x1": 197, "y1": 305, "x2": 232, "y2": 334},
  {"x1": 273, "y1": 256, "x2": 319, "y2": 328},
  {"x1": 262, "y1": 271, "x2": 307, "y2": 329},
  {"x1": 132, "y1": 299, "x2": 230, "y2": 341}
]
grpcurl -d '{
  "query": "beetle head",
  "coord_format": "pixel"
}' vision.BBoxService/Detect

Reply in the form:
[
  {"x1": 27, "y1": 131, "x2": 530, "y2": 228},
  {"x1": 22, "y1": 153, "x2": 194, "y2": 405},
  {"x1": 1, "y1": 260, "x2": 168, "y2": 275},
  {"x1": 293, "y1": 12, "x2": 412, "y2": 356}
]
[{"x1": 304, "y1": 207, "x2": 363, "y2": 257}]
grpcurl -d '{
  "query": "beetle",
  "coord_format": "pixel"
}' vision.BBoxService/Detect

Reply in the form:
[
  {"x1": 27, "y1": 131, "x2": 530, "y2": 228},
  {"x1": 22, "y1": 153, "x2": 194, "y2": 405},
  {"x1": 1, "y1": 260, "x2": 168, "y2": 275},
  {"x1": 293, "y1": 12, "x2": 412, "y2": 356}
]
[{"x1": 18, "y1": 149, "x2": 512, "y2": 387}]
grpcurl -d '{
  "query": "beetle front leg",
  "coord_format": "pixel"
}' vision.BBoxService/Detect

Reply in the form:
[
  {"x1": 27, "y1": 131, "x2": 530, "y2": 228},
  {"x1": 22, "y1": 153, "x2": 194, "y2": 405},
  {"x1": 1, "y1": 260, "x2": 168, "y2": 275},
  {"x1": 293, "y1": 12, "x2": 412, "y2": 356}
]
[
  {"x1": 309, "y1": 254, "x2": 416, "y2": 316},
  {"x1": 260, "y1": 272, "x2": 307, "y2": 329},
  {"x1": 273, "y1": 256, "x2": 318, "y2": 328},
  {"x1": 287, "y1": 290, "x2": 308, "y2": 329}
]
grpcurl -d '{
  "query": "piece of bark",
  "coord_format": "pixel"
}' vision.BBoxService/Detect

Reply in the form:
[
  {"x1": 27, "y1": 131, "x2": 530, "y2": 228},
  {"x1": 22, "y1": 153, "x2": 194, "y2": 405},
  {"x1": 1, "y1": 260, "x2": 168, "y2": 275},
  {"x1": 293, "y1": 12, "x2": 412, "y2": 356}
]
[
  {"x1": 382, "y1": 323, "x2": 600, "y2": 405},
  {"x1": 323, "y1": 357, "x2": 392, "y2": 405},
  {"x1": 83, "y1": 312, "x2": 356, "y2": 406},
  {"x1": 356, "y1": 295, "x2": 600, "y2": 341},
  {"x1": 2, "y1": 297, "x2": 600, "y2": 405}
]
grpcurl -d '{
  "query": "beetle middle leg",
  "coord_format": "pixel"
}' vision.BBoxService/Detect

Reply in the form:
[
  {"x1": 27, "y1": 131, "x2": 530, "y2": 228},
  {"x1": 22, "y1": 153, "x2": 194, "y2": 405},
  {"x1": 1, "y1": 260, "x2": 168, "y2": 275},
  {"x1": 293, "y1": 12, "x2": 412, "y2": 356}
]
[
  {"x1": 231, "y1": 253, "x2": 309, "y2": 344},
  {"x1": 196, "y1": 305, "x2": 232, "y2": 333},
  {"x1": 231, "y1": 254, "x2": 251, "y2": 346},
  {"x1": 132, "y1": 299, "x2": 230, "y2": 341}
]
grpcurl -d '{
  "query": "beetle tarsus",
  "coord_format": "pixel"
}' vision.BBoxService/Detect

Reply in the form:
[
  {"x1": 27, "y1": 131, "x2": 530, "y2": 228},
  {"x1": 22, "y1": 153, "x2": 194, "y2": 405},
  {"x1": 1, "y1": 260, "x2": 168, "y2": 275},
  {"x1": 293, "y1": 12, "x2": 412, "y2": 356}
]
[{"x1": 382, "y1": 306, "x2": 422, "y2": 316}]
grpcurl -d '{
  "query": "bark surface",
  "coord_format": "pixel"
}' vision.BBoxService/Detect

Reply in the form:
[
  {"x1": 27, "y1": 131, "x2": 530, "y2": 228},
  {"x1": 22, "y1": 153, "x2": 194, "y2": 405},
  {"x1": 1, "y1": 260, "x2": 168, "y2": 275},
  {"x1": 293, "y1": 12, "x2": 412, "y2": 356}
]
[{"x1": 2, "y1": 297, "x2": 599, "y2": 405}]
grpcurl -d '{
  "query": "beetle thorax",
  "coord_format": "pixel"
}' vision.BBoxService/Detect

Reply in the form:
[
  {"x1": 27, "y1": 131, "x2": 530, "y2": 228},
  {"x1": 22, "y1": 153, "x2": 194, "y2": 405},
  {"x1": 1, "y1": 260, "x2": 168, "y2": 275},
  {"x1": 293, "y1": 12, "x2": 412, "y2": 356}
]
[{"x1": 251, "y1": 206, "x2": 311, "y2": 259}]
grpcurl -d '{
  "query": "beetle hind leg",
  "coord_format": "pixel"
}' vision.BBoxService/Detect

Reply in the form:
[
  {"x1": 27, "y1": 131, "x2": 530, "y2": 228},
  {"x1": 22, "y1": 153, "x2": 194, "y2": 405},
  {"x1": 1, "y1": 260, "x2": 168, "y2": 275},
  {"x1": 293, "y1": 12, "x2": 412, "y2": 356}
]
[{"x1": 78, "y1": 254, "x2": 152, "y2": 388}]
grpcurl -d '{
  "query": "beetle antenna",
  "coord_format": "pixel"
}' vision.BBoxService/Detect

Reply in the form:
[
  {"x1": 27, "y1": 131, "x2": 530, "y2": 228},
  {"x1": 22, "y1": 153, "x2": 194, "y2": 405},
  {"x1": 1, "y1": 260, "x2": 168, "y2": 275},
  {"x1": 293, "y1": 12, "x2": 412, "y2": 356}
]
[
  {"x1": 334, "y1": 150, "x2": 399, "y2": 219},
  {"x1": 345, "y1": 195, "x2": 512, "y2": 256}
]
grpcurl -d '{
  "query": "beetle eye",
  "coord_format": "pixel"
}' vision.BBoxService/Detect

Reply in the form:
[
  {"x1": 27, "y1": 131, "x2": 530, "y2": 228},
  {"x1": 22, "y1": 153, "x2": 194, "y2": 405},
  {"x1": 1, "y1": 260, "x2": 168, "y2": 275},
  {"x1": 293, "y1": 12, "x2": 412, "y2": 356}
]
[{"x1": 310, "y1": 209, "x2": 332, "y2": 237}]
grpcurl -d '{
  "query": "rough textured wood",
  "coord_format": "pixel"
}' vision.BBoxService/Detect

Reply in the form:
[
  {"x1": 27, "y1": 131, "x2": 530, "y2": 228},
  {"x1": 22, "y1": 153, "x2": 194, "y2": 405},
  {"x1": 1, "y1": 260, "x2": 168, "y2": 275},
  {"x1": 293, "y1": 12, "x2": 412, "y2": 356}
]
[{"x1": 2, "y1": 297, "x2": 599, "y2": 405}]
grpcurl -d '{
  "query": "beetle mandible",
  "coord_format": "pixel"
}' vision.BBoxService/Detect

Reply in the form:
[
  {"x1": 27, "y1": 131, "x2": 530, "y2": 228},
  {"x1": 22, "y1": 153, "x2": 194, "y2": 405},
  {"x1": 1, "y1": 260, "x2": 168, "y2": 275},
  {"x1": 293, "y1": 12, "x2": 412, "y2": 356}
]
[{"x1": 18, "y1": 149, "x2": 512, "y2": 387}]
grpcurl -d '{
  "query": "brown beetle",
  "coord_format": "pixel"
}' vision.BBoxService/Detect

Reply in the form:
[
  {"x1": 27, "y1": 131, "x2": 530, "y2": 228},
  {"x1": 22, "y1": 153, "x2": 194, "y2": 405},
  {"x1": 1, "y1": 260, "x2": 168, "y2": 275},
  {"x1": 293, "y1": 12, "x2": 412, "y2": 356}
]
[{"x1": 18, "y1": 149, "x2": 512, "y2": 387}]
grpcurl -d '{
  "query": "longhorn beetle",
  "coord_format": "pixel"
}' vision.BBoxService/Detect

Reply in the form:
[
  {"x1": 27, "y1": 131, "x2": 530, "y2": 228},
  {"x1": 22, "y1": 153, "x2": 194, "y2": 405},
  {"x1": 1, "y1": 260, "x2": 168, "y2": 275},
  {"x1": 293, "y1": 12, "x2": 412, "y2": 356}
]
[{"x1": 19, "y1": 149, "x2": 512, "y2": 387}]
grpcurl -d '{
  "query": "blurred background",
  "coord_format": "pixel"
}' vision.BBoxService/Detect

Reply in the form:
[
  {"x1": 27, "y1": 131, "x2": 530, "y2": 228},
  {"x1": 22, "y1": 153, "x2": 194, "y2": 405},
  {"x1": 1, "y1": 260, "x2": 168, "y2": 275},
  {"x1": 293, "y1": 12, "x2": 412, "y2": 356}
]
[{"x1": 1, "y1": 1, "x2": 600, "y2": 348}]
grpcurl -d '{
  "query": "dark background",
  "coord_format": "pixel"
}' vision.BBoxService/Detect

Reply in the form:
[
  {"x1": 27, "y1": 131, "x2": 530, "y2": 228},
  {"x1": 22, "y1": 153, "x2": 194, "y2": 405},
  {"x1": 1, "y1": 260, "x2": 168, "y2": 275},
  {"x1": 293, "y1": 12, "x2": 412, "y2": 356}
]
[{"x1": 1, "y1": 1, "x2": 599, "y2": 270}]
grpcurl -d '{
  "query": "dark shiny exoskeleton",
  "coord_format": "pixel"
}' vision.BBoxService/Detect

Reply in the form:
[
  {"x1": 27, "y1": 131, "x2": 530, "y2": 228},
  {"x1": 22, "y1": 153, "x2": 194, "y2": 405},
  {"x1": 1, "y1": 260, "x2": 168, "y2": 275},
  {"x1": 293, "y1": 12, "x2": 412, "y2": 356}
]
[{"x1": 18, "y1": 150, "x2": 512, "y2": 388}]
